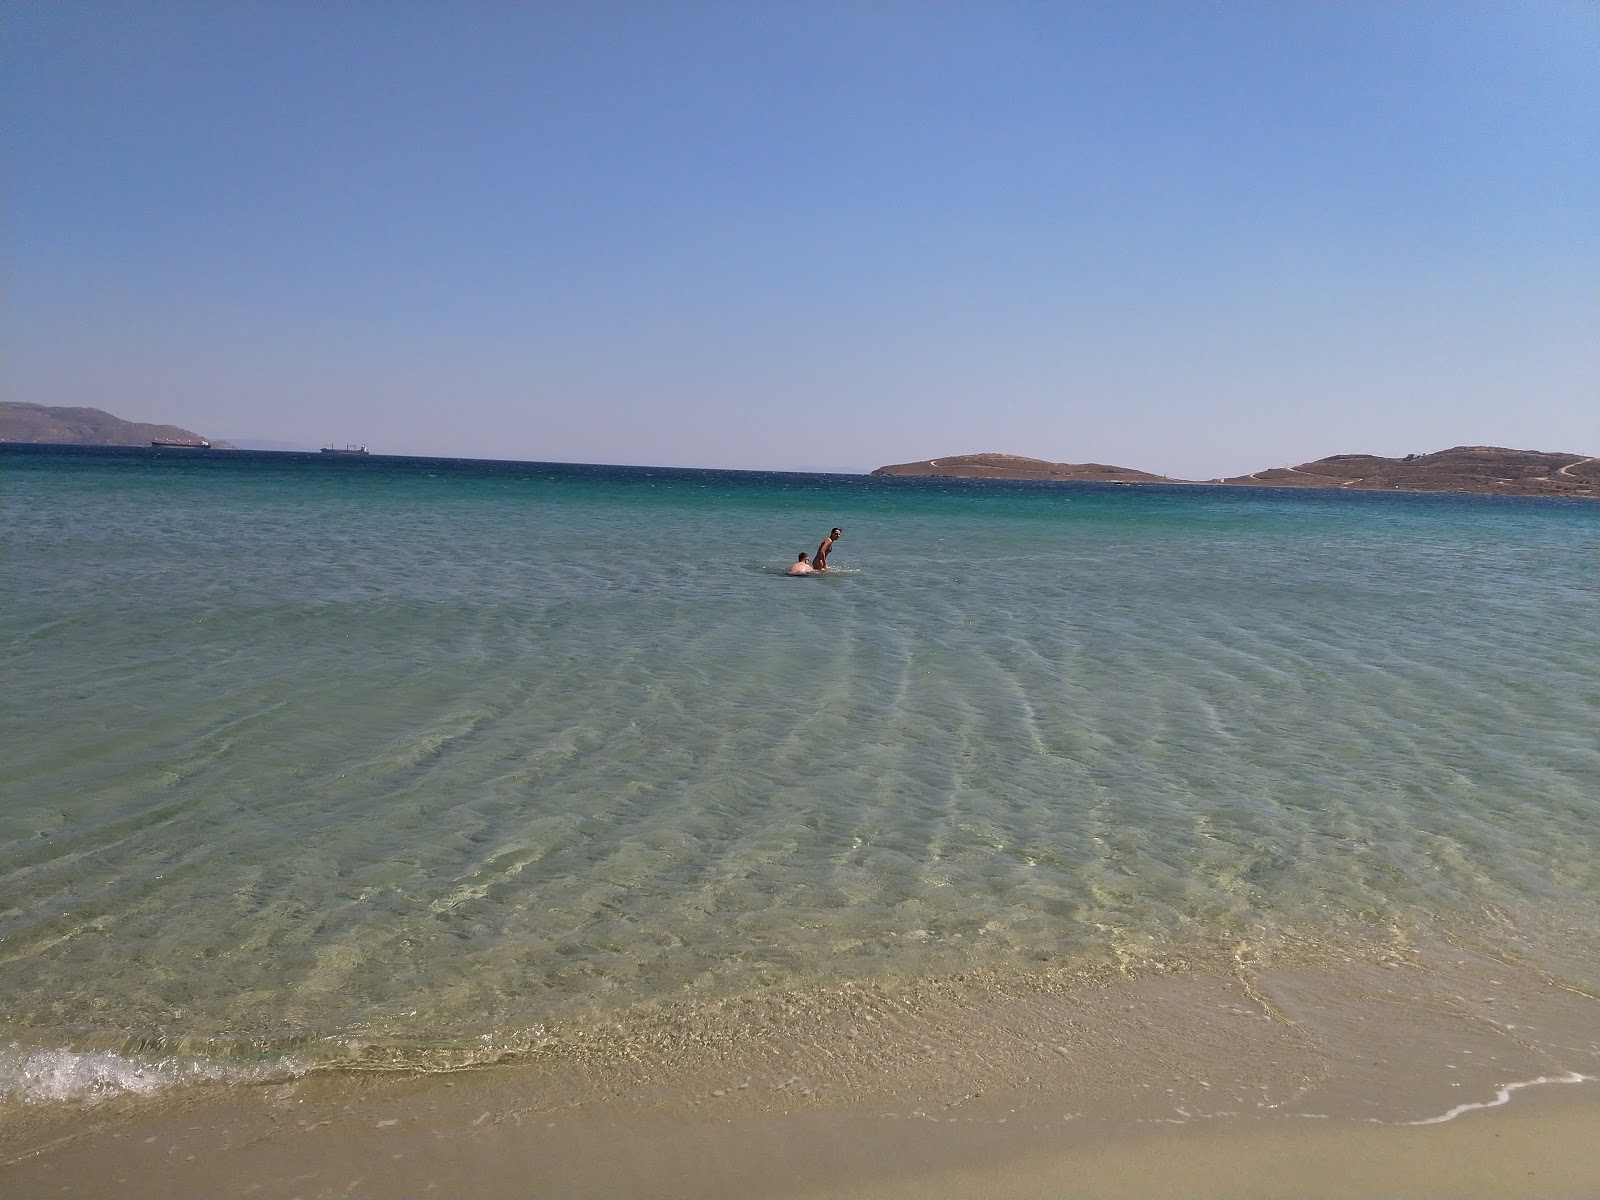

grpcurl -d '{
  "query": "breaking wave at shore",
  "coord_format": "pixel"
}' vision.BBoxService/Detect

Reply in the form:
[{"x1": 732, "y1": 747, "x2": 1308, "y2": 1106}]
[{"x1": 1, "y1": 1046, "x2": 306, "y2": 1107}]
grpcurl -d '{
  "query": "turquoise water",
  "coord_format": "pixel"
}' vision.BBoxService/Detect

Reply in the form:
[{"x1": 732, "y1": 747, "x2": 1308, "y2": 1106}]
[{"x1": 2, "y1": 445, "x2": 1596, "y2": 1101}]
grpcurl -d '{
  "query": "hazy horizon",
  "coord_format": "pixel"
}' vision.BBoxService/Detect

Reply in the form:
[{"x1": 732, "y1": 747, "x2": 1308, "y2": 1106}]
[
  {"x1": 5, "y1": 404, "x2": 1592, "y2": 481},
  {"x1": 4, "y1": 2, "x2": 1594, "y2": 476}
]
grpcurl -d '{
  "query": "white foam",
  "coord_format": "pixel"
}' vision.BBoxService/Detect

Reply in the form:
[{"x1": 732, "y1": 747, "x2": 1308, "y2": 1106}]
[
  {"x1": 0, "y1": 1044, "x2": 304, "y2": 1106},
  {"x1": 1402, "y1": 1071, "x2": 1594, "y2": 1126}
]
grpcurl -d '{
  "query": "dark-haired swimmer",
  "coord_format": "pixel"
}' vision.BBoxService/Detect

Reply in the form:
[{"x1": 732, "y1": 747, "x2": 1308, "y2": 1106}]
[
  {"x1": 787, "y1": 553, "x2": 815, "y2": 576},
  {"x1": 813, "y1": 528, "x2": 842, "y2": 570}
]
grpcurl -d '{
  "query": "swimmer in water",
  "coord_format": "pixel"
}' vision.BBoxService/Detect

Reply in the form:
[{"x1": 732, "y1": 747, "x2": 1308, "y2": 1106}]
[
  {"x1": 787, "y1": 553, "x2": 814, "y2": 575},
  {"x1": 813, "y1": 527, "x2": 842, "y2": 571}
]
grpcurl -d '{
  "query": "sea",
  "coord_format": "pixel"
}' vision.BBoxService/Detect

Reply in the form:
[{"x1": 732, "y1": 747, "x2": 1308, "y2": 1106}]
[{"x1": 2, "y1": 443, "x2": 1596, "y2": 1109}]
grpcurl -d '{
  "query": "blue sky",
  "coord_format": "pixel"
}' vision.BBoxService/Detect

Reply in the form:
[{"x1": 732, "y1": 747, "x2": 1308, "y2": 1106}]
[{"x1": 3, "y1": 1, "x2": 1594, "y2": 475}]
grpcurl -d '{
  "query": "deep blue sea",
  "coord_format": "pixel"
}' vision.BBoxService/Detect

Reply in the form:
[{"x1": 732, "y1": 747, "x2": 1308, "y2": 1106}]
[{"x1": 3, "y1": 445, "x2": 1596, "y2": 1104}]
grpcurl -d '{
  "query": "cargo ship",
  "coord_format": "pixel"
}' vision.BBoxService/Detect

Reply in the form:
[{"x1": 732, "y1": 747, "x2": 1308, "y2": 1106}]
[
  {"x1": 151, "y1": 438, "x2": 211, "y2": 449},
  {"x1": 320, "y1": 444, "x2": 369, "y2": 455}
]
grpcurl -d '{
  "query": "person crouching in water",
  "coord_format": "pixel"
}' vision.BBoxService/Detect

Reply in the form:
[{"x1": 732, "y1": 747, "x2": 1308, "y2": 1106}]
[
  {"x1": 787, "y1": 553, "x2": 814, "y2": 576},
  {"x1": 813, "y1": 527, "x2": 841, "y2": 570}
]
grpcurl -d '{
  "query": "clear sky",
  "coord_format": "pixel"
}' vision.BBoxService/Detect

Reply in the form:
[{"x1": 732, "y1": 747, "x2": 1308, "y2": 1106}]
[{"x1": 3, "y1": 1, "x2": 1594, "y2": 476}]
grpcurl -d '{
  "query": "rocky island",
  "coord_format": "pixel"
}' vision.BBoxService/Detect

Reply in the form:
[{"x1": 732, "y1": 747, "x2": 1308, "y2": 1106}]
[
  {"x1": 872, "y1": 453, "x2": 1166, "y2": 483},
  {"x1": 874, "y1": 446, "x2": 1597, "y2": 498}
]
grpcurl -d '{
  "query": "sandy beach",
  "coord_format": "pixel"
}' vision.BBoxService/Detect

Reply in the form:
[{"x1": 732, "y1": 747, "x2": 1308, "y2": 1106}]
[
  {"x1": 7, "y1": 1076, "x2": 1596, "y2": 1199},
  {"x1": 8, "y1": 945, "x2": 1596, "y2": 1199}
]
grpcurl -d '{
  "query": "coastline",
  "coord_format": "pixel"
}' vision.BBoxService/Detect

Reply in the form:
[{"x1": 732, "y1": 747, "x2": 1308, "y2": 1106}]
[
  {"x1": 7, "y1": 1076, "x2": 1595, "y2": 1200},
  {"x1": 7, "y1": 942, "x2": 1596, "y2": 1198}
]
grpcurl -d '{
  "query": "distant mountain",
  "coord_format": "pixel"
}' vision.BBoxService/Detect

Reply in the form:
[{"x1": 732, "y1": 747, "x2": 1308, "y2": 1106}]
[
  {"x1": 871, "y1": 453, "x2": 1164, "y2": 483},
  {"x1": 1221, "y1": 446, "x2": 1597, "y2": 498},
  {"x1": 1, "y1": 402, "x2": 227, "y2": 448},
  {"x1": 871, "y1": 446, "x2": 1596, "y2": 498}
]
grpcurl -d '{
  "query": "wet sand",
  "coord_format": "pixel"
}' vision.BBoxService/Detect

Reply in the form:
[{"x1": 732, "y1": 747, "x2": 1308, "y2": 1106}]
[
  {"x1": 6, "y1": 1076, "x2": 1596, "y2": 1199},
  {"x1": 7, "y1": 944, "x2": 1597, "y2": 1199}
]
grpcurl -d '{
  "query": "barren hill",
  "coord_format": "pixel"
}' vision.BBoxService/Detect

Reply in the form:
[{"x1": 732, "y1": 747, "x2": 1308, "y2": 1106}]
[
  {"x1": 871, "y1": 446, "x2": 1595, "y2": 497},
  {"x1": 1222, "y1": 446, "x2": 1597, "y2": 498},
  {"x1": 1, "y1": 402, "x2": 222, "y2": 448},
  {"x1": 871, "y1": 453, "x2": 1164, "y2": 483}
]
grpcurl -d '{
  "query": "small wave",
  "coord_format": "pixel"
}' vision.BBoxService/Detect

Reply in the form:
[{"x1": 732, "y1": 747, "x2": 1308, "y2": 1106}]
[
  {"x1": 756, "y1": 564, "x2": 862, "y2": 577},
  {"x1": 1401, "y1": 1070, "x2": 1594, "y2": 1126},
  {"x1": 0, "y1": 1044, "x2": 305, "y2": 1106},
  {"x1": 757, "y1": 564, "x2": 863, "y2": 577}
]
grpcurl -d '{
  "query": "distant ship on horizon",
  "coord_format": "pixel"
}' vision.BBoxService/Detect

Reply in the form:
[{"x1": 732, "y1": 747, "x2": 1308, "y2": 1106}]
[
  {"x1": 151, "y1": 438, "x2": 211, "y2": 449},
  {"x1": 320, "y1": 444, "x2": 369, "y2": 455}
]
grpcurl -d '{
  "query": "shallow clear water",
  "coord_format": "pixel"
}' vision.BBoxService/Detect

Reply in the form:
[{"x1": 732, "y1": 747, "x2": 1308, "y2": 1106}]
[{"x1": 2, "y1": 445, "x2": 1596, "y2": 1098}]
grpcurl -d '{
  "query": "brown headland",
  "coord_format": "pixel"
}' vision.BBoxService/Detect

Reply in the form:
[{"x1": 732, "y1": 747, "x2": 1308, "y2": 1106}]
[
  {"x1": 1220, "y1": 445, "x2": 1598, "y2": 496},
  {"x1": 0, "y1": 402, "x2": 223, "y2": 449}
]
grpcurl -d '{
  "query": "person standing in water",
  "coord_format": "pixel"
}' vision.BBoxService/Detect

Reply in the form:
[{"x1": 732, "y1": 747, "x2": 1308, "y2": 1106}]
[
  {"x1": 787, "y1": 553, "x2": 814, "y2": 576},
  {"x1": 813, "y1": 527, "x2": 842, "y2": 571}
]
